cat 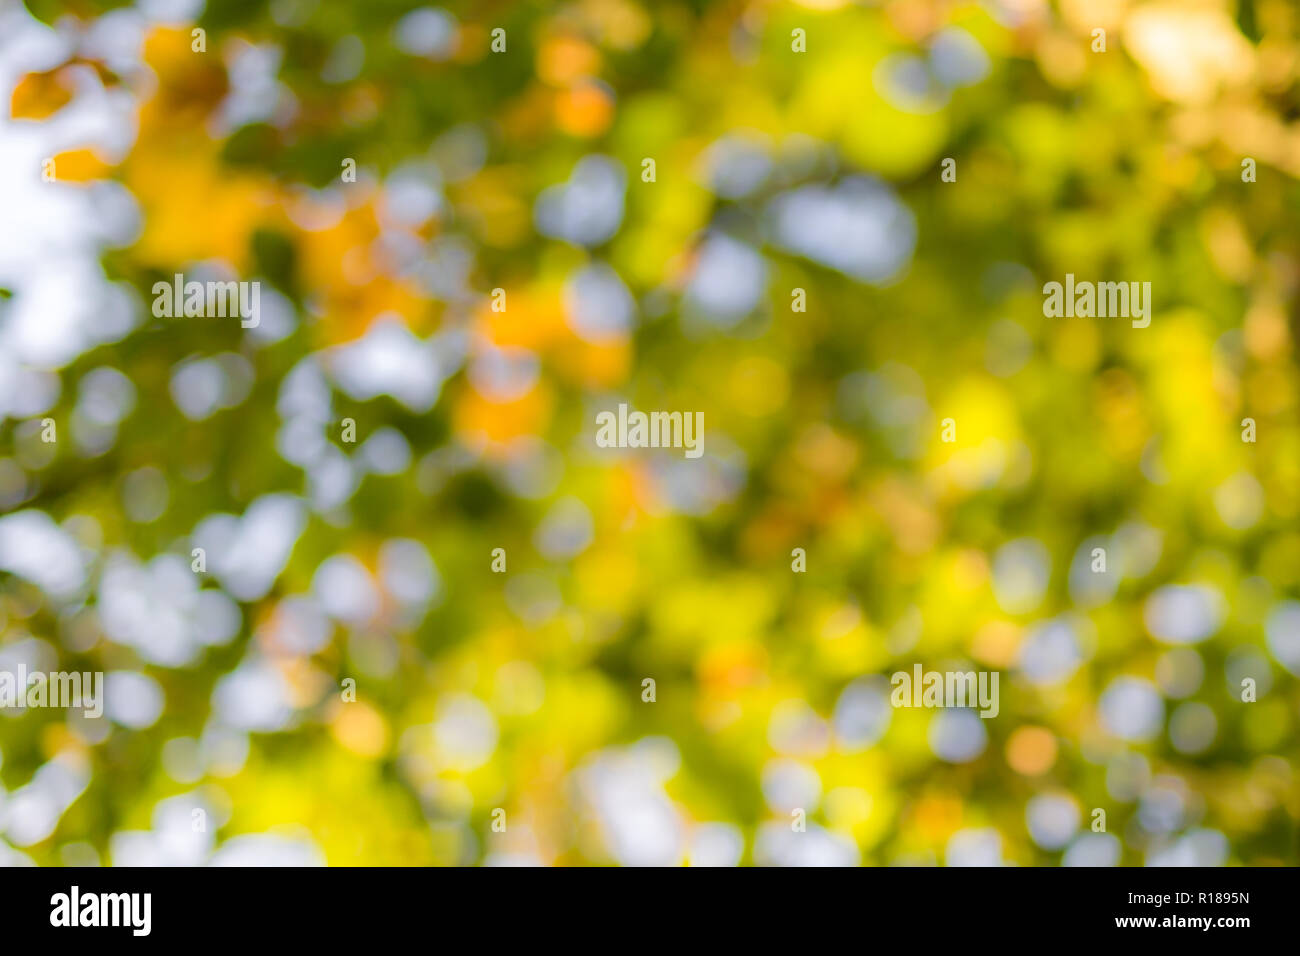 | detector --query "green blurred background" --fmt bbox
[0,0,1298,865]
